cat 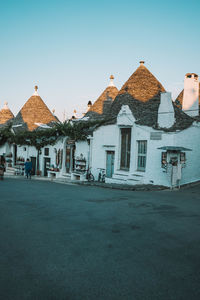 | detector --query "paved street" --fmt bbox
[0,178,200,300]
